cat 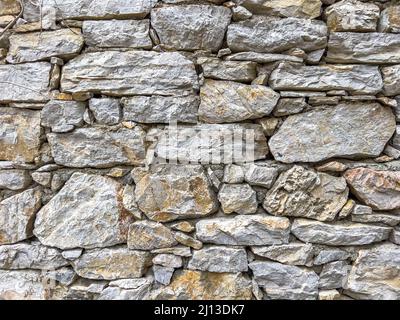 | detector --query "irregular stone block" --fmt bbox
[151,5,232,52]
[0,170,31,191]
[269,103,395,163]
[98,277,153,300]
[319,261,350,290]
[41,100,85,133]
[379,6,400,33]
[382,65,400,96]
[225,52,303,63]
[89,98,121,125]
[251,243,314,266]
[0,270,46,300]
[218,184,258,214]
[128,221,177,250]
